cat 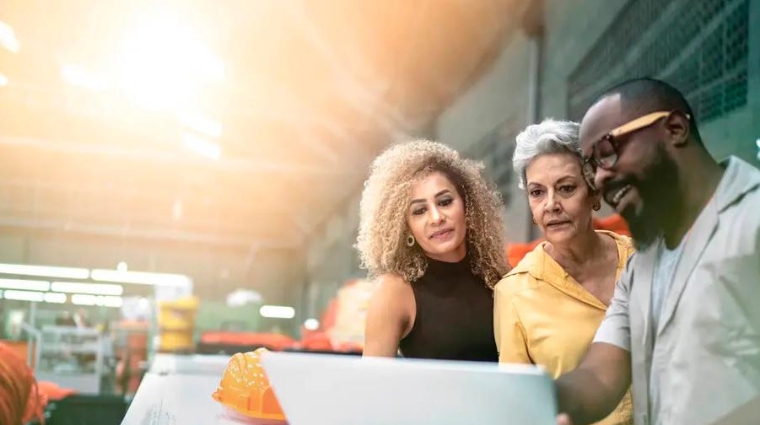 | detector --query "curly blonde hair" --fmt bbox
[356,140,510,288]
